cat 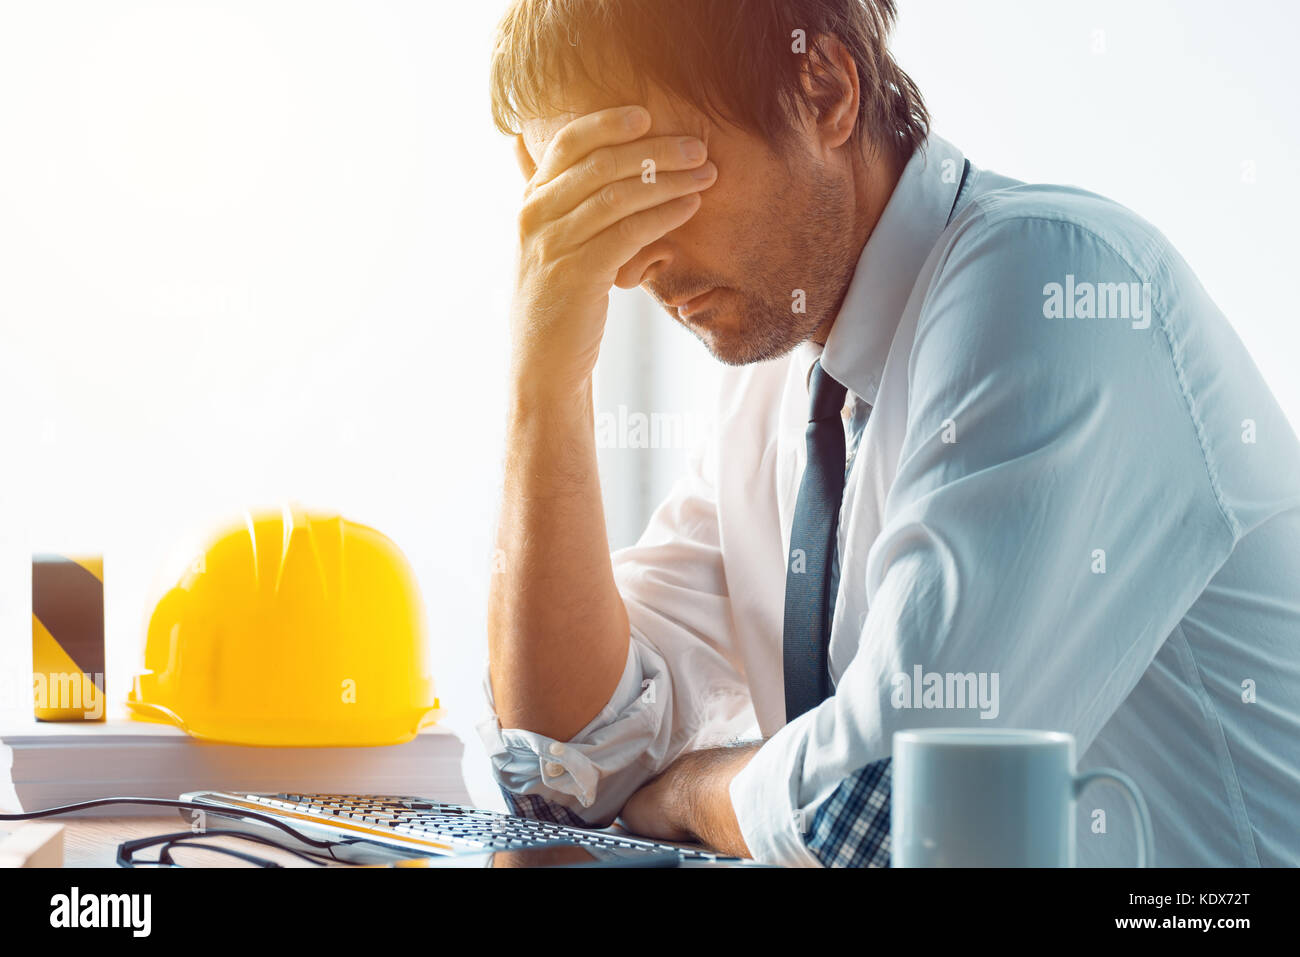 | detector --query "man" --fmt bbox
[478,0,1300,866]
